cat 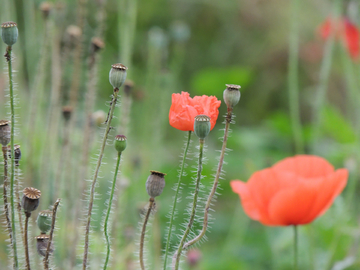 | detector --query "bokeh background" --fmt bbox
[0,0,360,269]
